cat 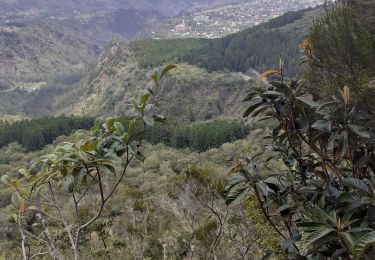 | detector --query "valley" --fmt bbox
[0,5,321,118]
[138,0,325,39]
[2,1,375,259]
